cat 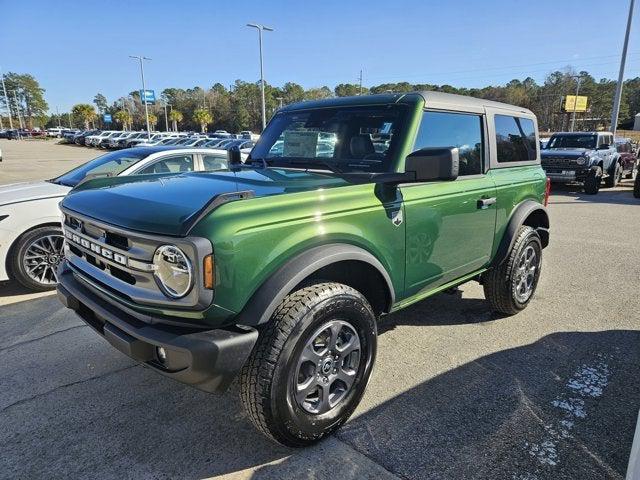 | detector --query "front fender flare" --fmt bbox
[235,243,395,326]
